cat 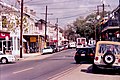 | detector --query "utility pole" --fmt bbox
[96,2,106,41]
[118,0,120,42]
[41,6,53,47]
[45,6,47,47]
[95,6,100,42]
[20,0,23,58]
[55,18,58,47]
[99,2,105,41]
[102,3,105,18]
